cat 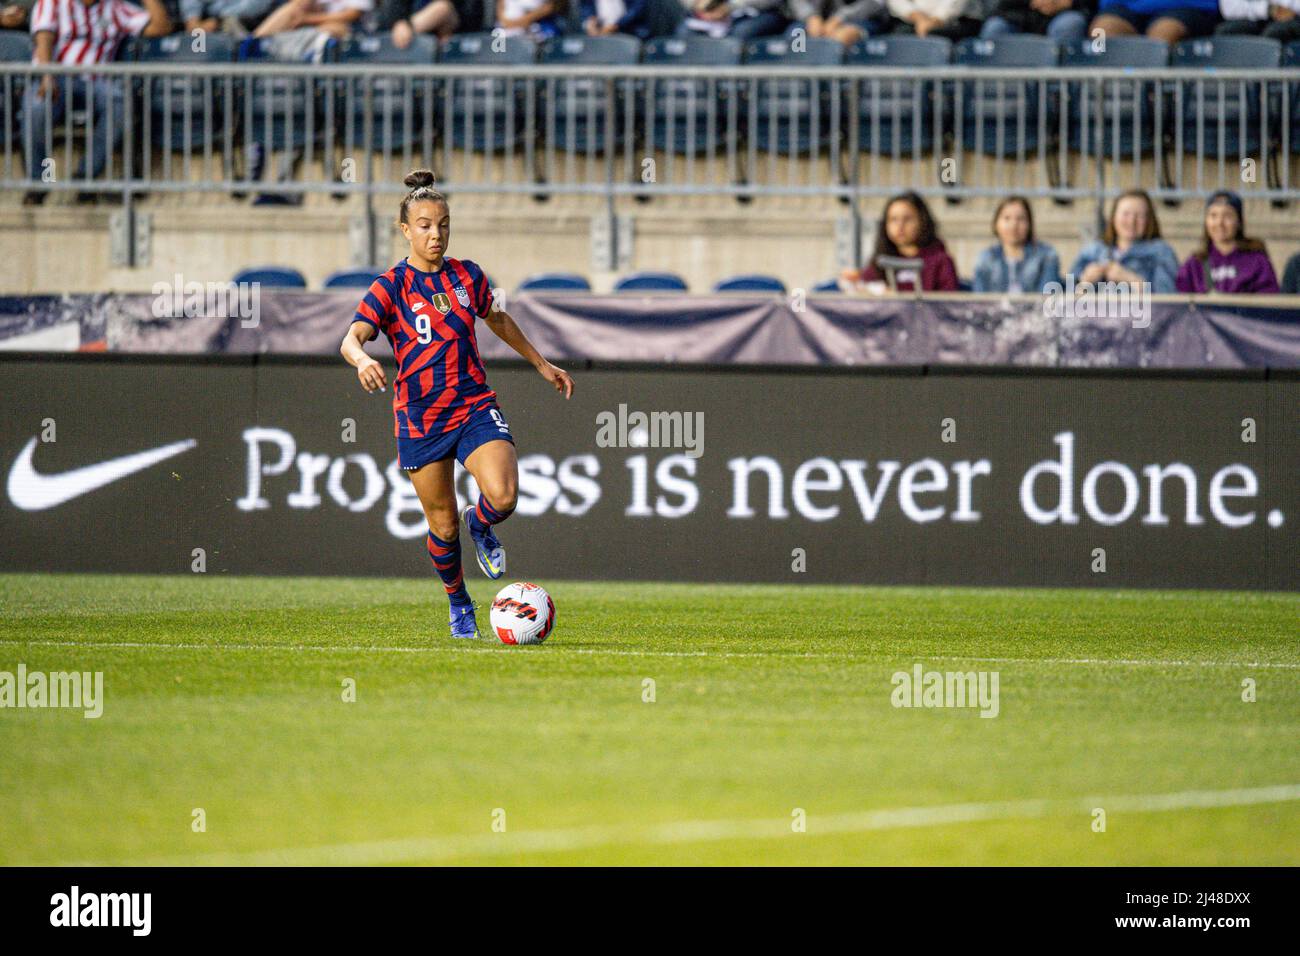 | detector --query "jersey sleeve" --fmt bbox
[465,260,494,318]
[353,274,397,338]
